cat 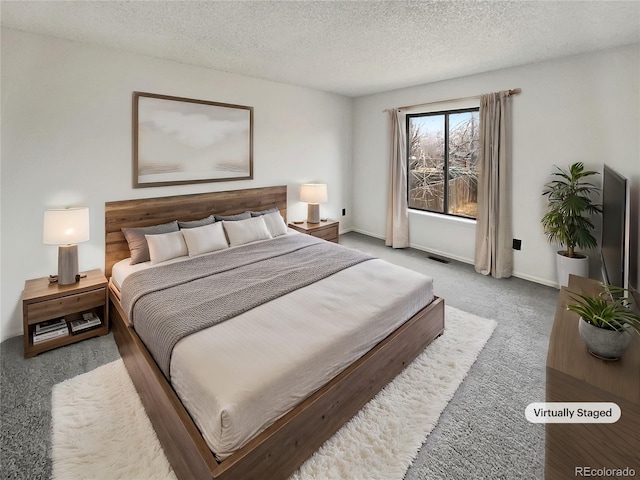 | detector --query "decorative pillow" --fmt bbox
[178,215,215,229]
[181,222,229,256]
[249,207,279,217]
[262,211,288,238]
[222,216,272,247]
[145,231,188,265]
[122,221,179,265]
[214,212,251,222]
